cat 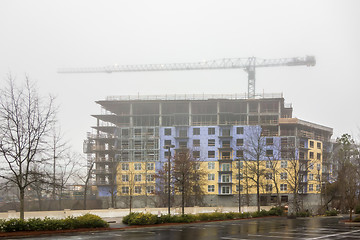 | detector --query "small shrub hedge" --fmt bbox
[296,211,311,217]
[0,214,109,232]
[122,207,284,226]
[325,209,338,216]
